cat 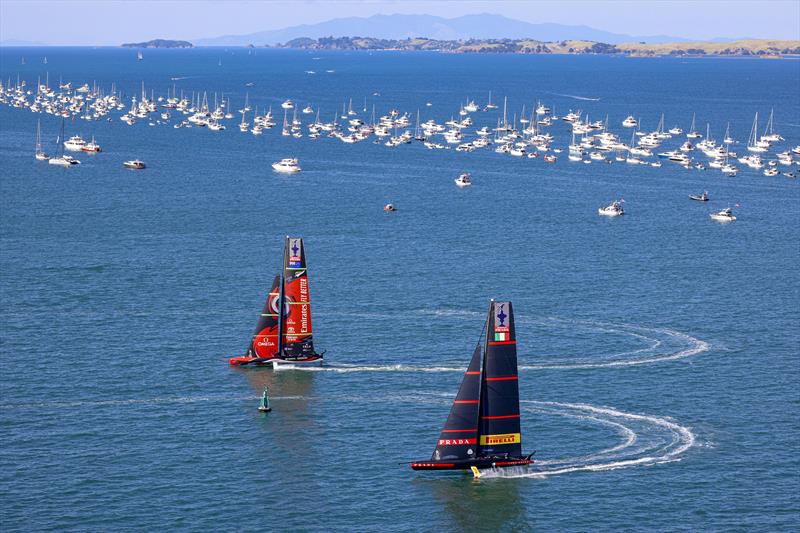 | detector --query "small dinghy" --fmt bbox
[411,301,534,477]
[230,237,324,367]
[689,191,709,202]
[383,203,397,212]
